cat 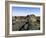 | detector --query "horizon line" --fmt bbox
[12,14,40,17]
